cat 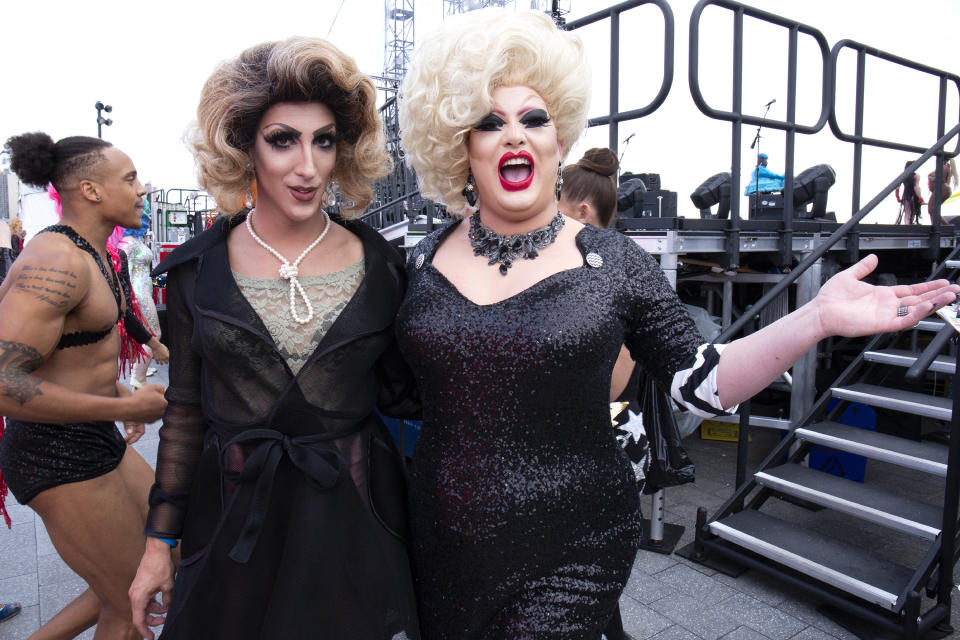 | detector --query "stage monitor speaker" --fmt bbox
[748,193,784,220]
[633,190,677,218]
[748,192,814,220]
